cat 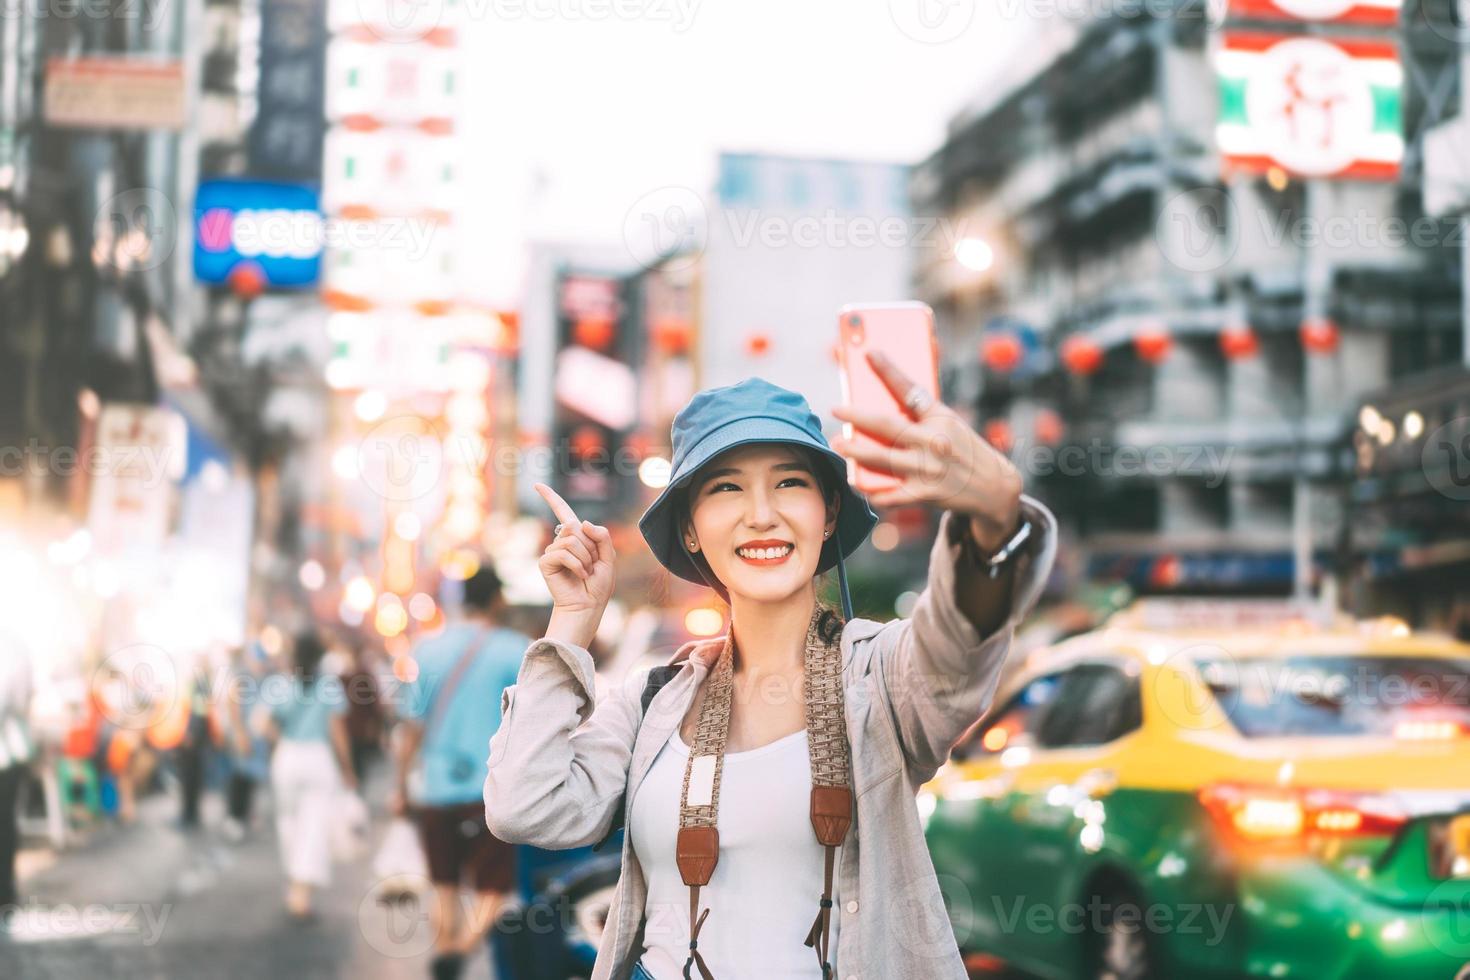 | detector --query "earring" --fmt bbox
[824,530,831,539]
[688,540,696,548]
